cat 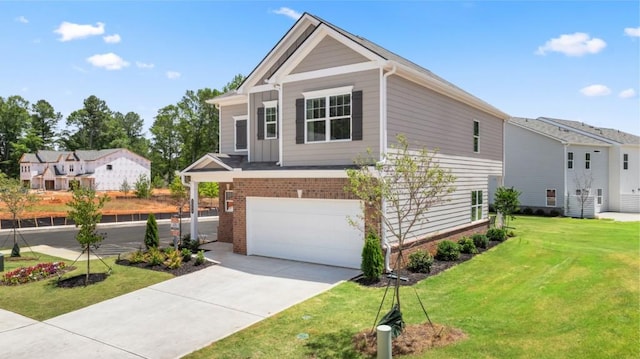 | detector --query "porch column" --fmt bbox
[189,181,199,239]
